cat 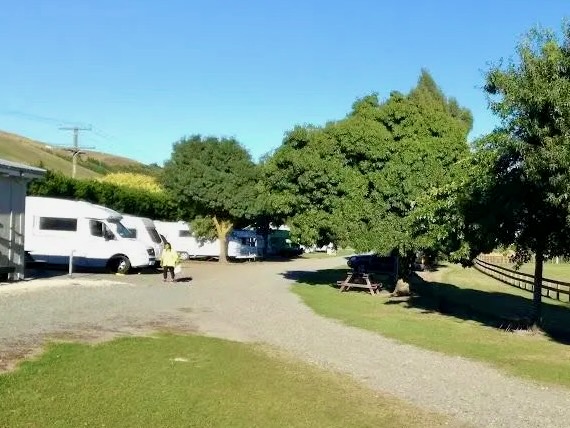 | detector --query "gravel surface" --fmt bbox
[2,257,570,427]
